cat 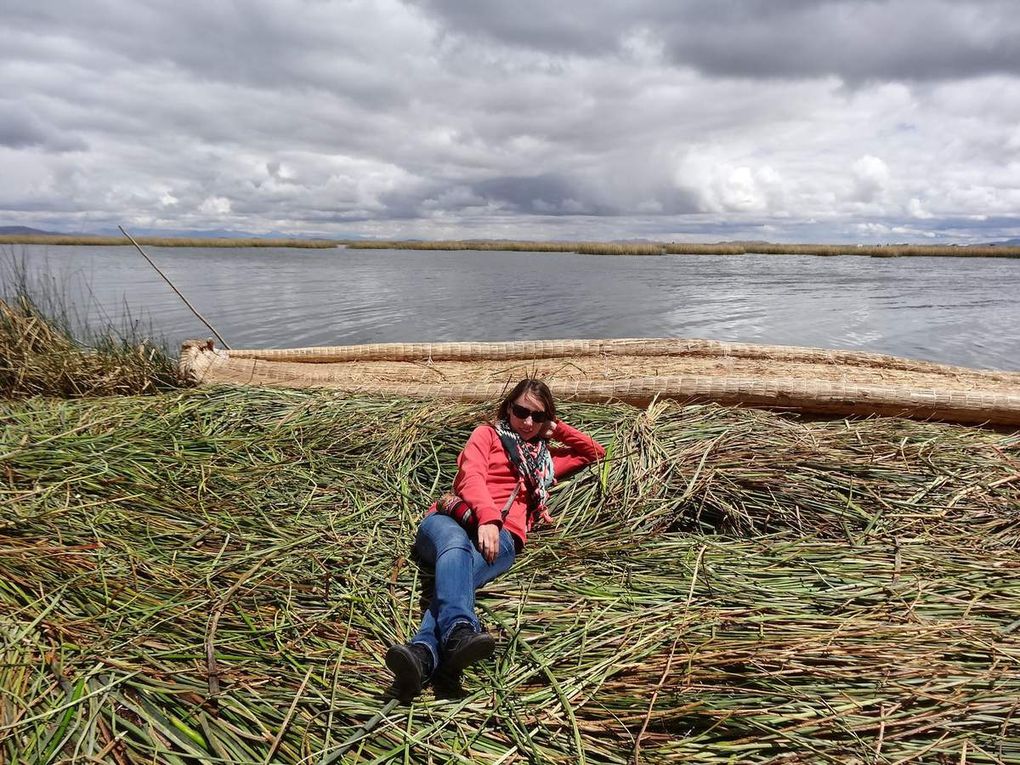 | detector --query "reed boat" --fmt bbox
[180,337,1020,427]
